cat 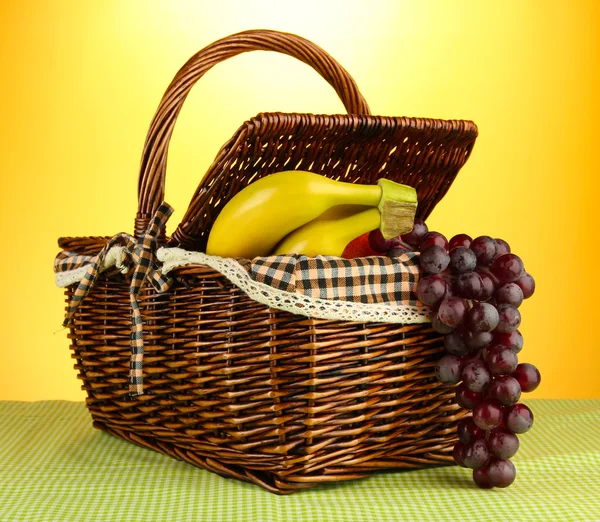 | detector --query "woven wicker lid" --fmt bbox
[133,29,478,251]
